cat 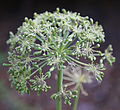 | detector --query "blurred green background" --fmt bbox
[0,0,120,110]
